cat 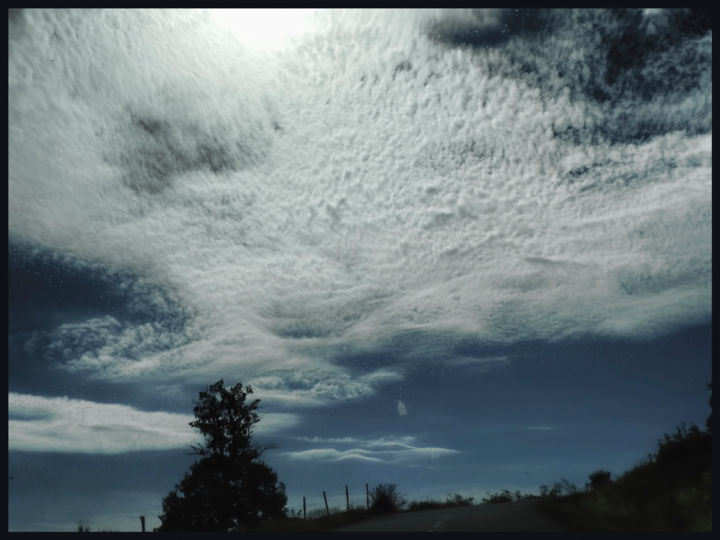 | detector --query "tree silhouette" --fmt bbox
[157,380,287,531]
